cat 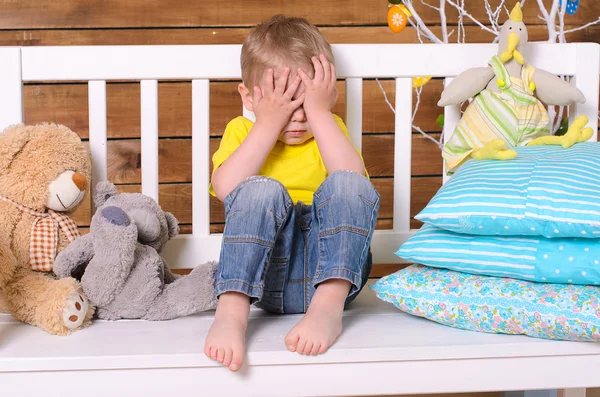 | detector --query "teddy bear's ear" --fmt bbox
[94,181,118,207]
[0,124,31,172]
[165,211,179,239]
